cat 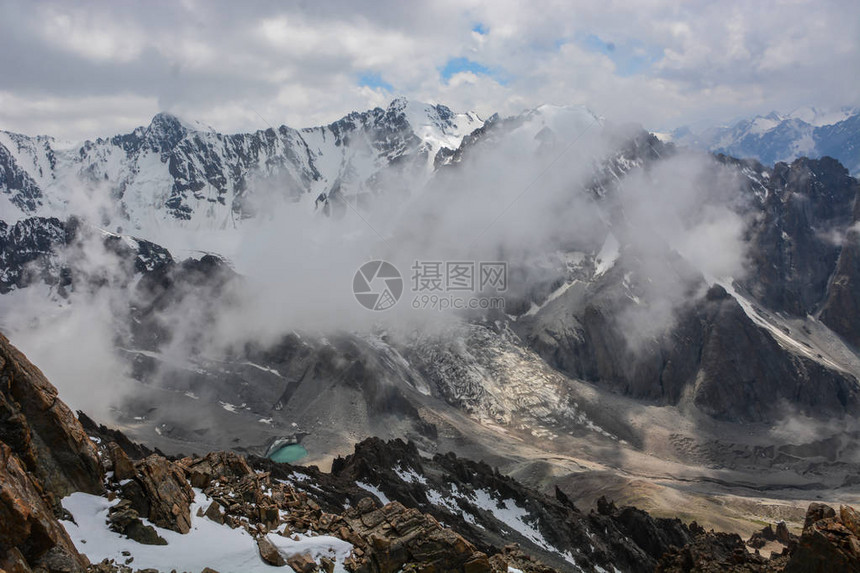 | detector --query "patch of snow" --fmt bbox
[242,362,283,377]
[594,233,619,277]
[355,481,390,505]
[393,466,428,485]
[60,491,354,573]
[471,489,553,551]
[524,280,577,316]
